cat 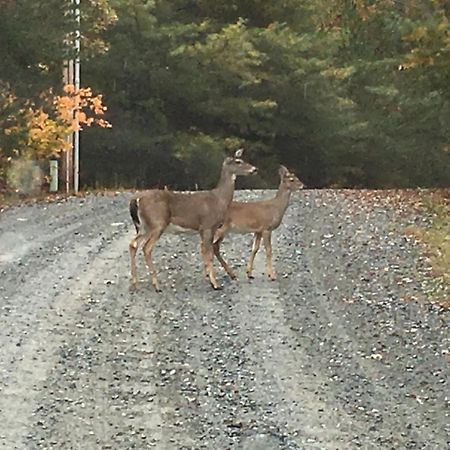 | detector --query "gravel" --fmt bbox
[0,189,448,449]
